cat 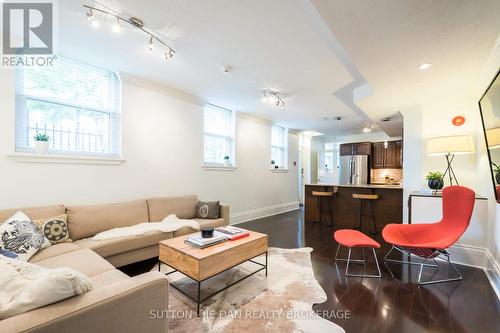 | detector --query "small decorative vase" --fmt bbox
[428,179,444,190]
[224,159,230,167]
[34,141,49,154]
[274,165,279,169]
